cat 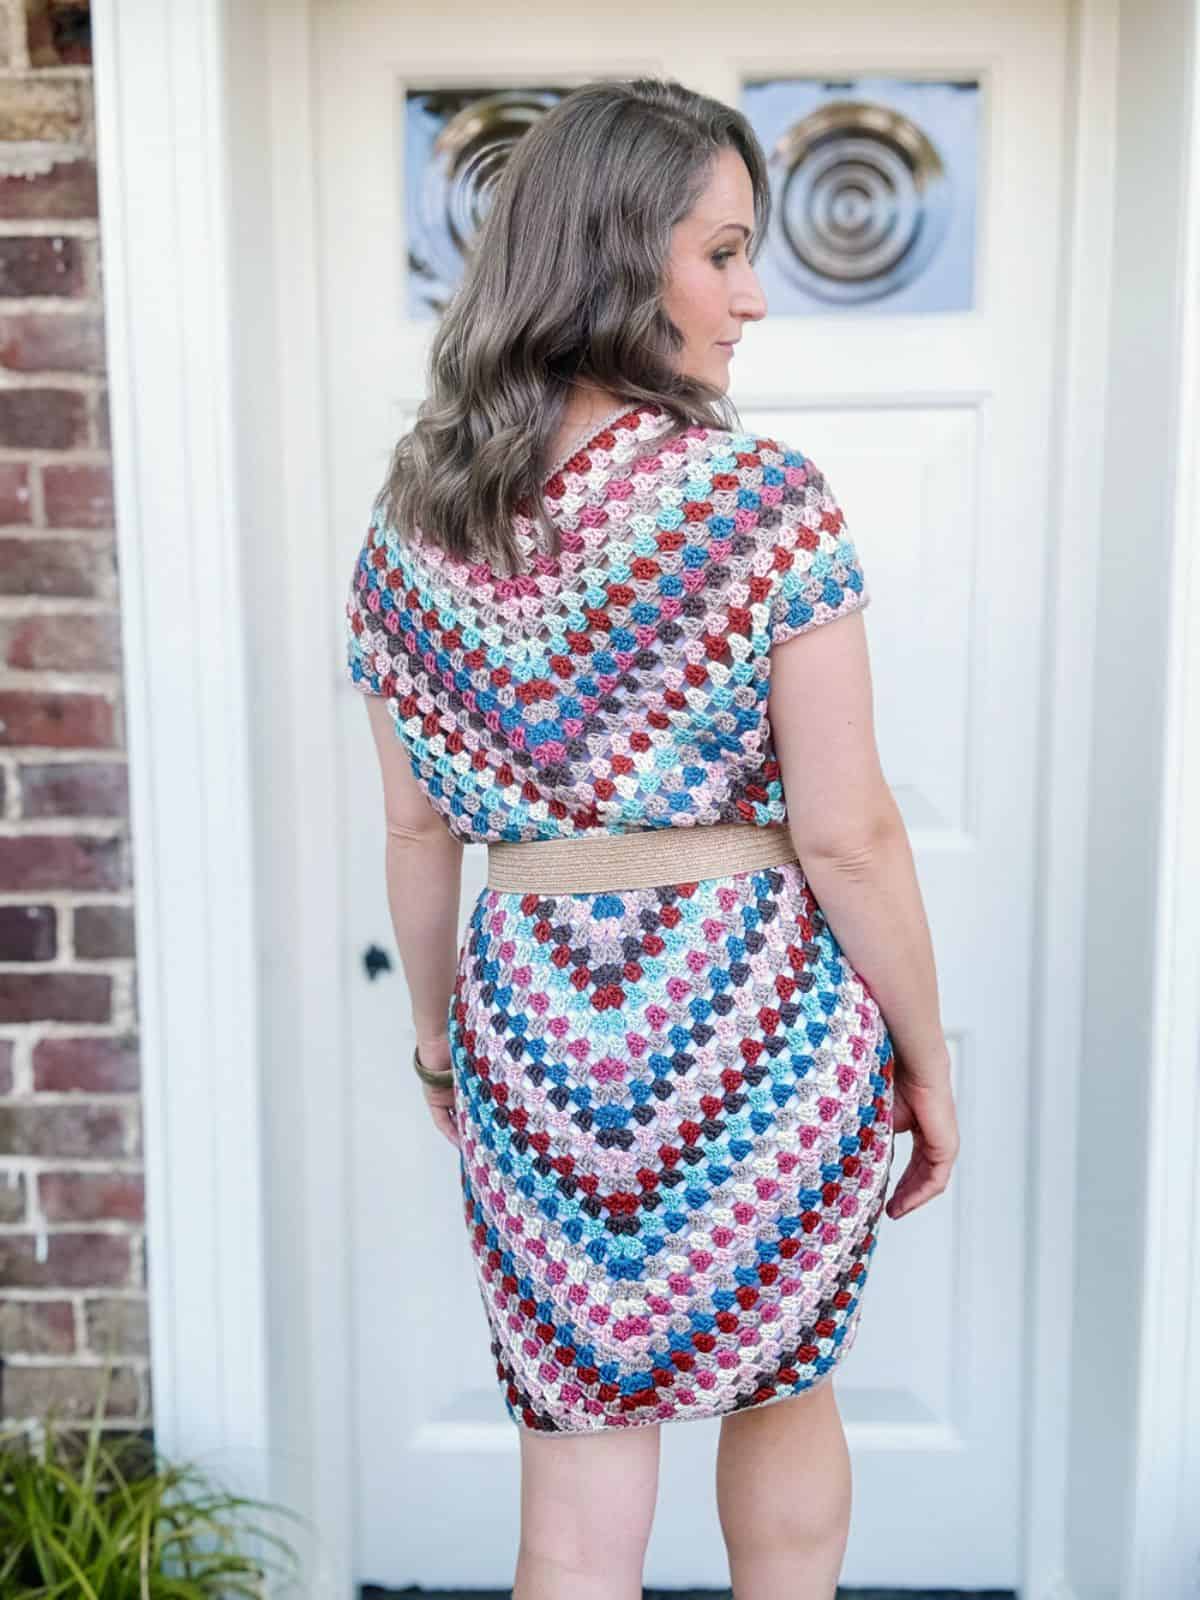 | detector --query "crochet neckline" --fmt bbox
[541,400,657,485]
[409,399,684,658]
